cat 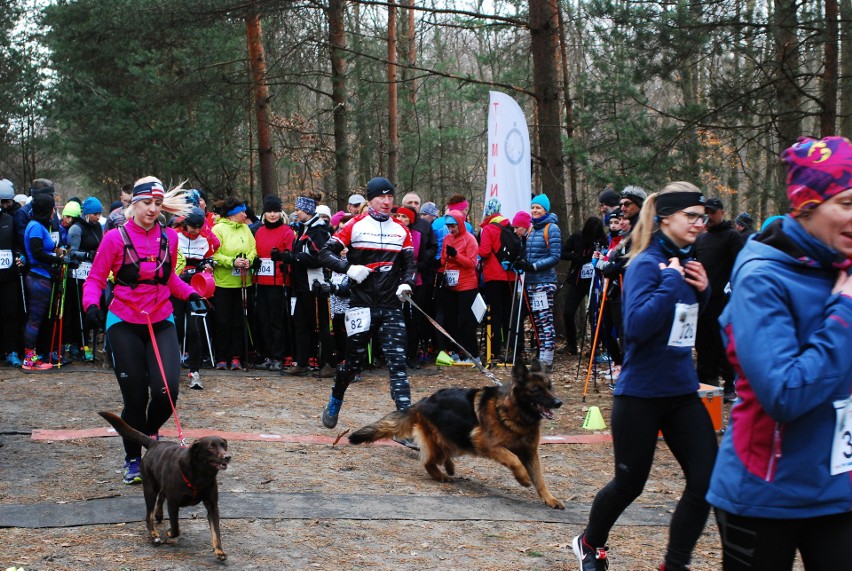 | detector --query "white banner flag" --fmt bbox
[484,91,531,223]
